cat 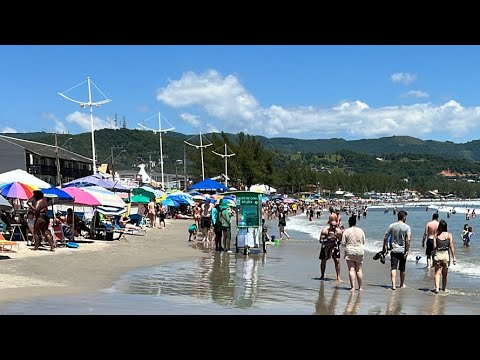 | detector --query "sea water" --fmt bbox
[1,207,479,314]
